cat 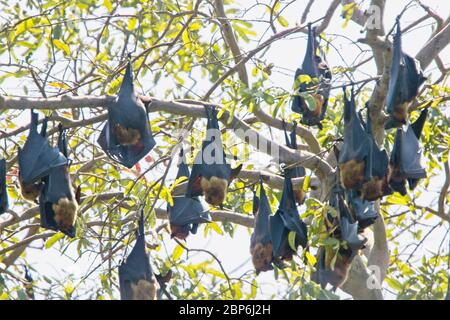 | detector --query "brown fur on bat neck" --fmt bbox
[361,167,392,201]
[170,223,190,240]
[339,159,365,190]
[250,242,273,274]
[19,177,42,202]
[294,189,306,205]
[390,102,409,127]
[131,279,157,300]
[114,123,141,146]
[199,164,243,207]
[53,195,79,232]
